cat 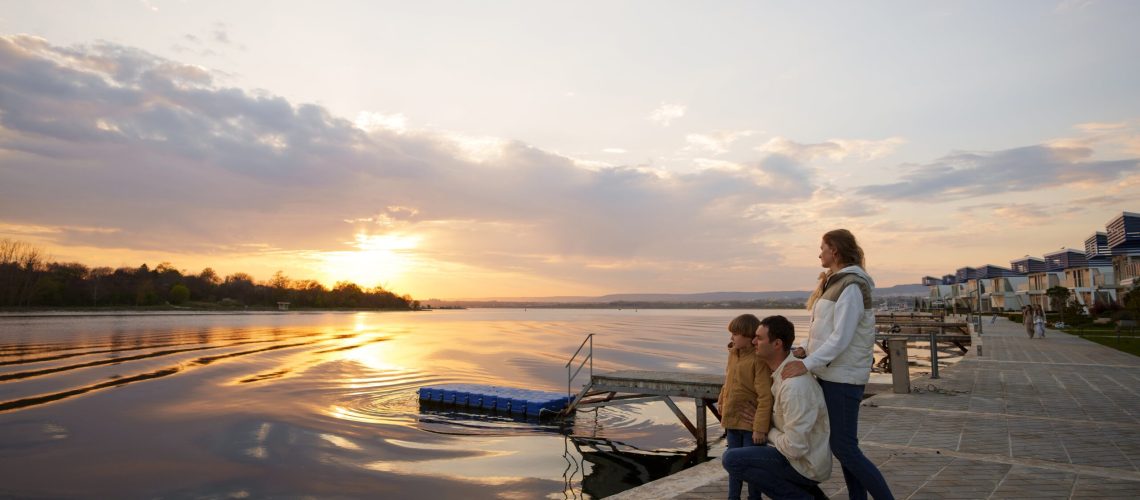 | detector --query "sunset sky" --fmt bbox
[1,1,1138,299]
